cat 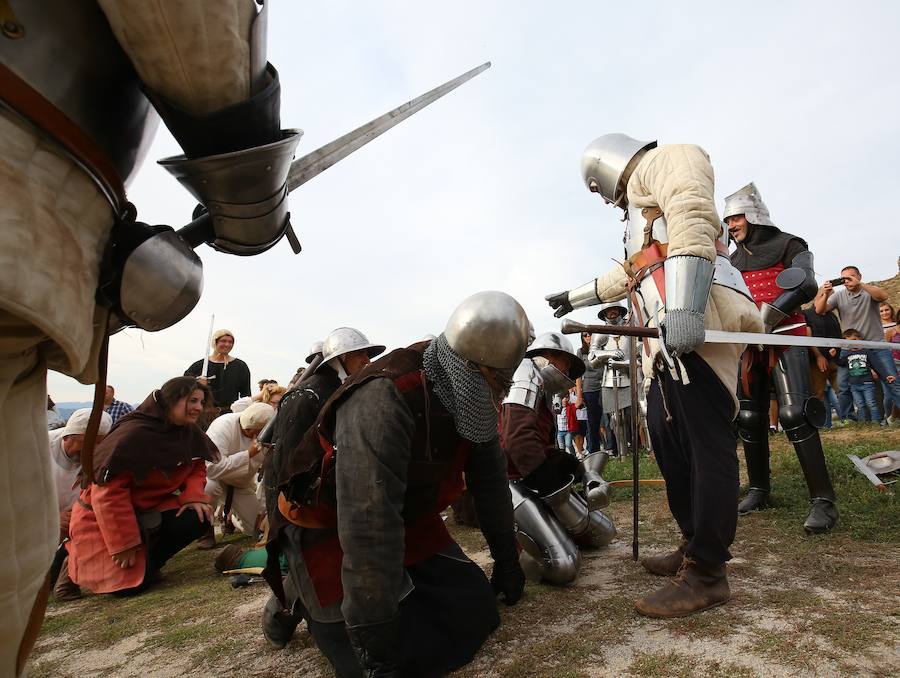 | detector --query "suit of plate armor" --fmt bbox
[501,334,615,585]
[724,183,837,533]
[588,302,638,456]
